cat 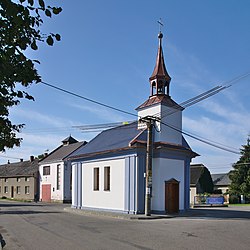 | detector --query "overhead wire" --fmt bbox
[41,81,138,118]
[0,155,22,160]
[160,120,240,154]
[39,72,250,153]
[155,71,250,119]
